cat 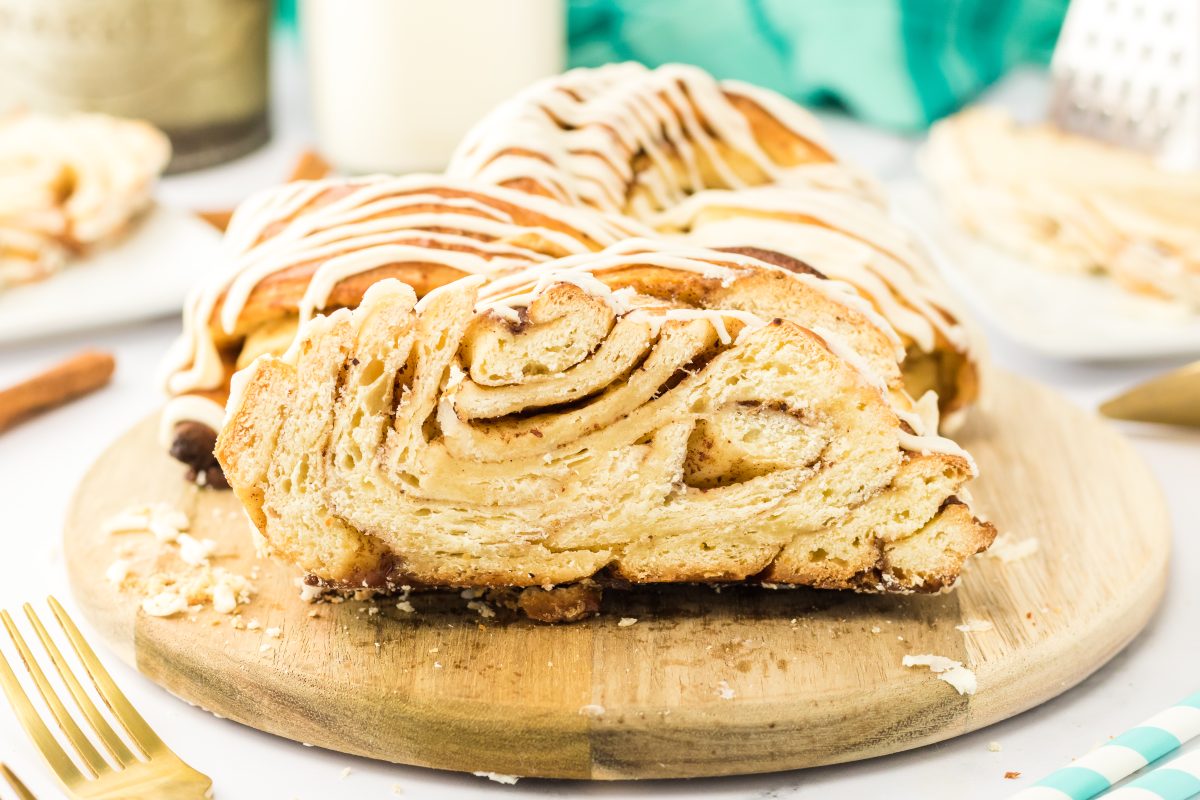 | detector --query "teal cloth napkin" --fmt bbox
[568,0,1068,131]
